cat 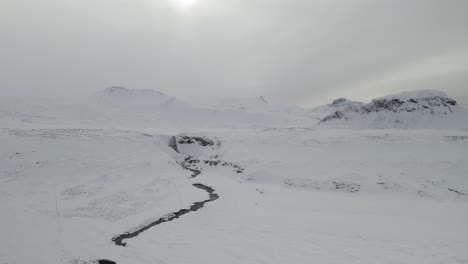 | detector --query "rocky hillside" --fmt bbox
[318,90,467,129]
[310,98,364,118]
